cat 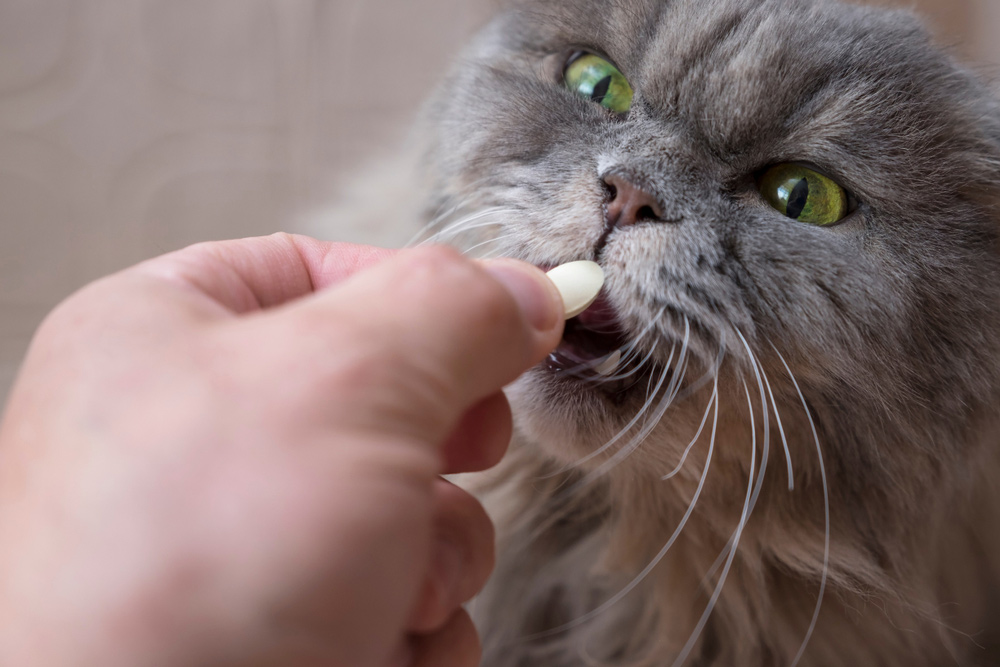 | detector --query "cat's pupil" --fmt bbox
[786,178,810,219]
[590,75,613,104]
